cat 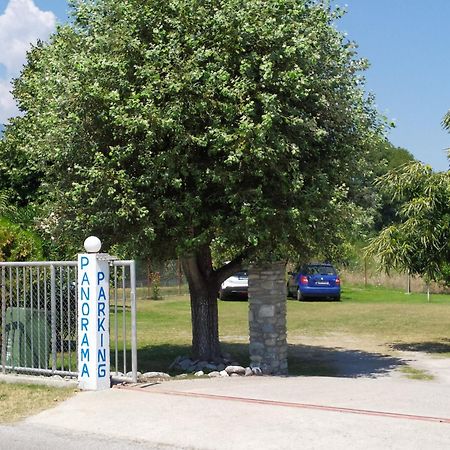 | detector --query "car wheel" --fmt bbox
[334,295,341,302]
[297,289,303,301]
[219,290,227,301]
